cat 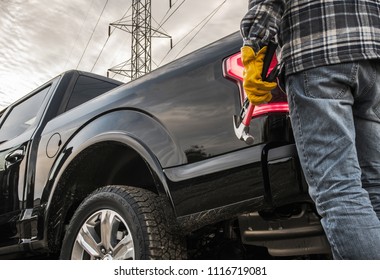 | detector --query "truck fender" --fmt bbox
[42,110,184,248]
